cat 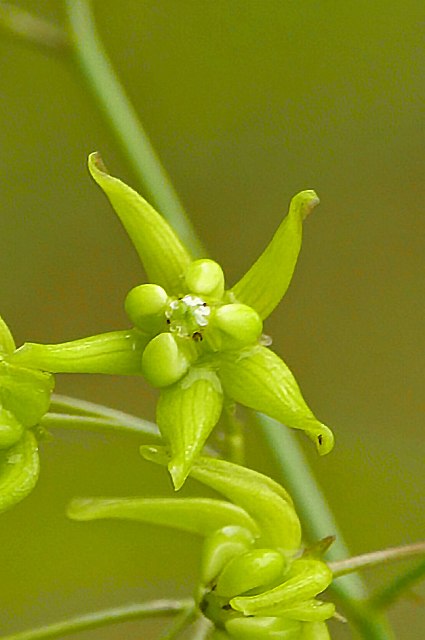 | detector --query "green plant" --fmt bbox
[0,2,424,639]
